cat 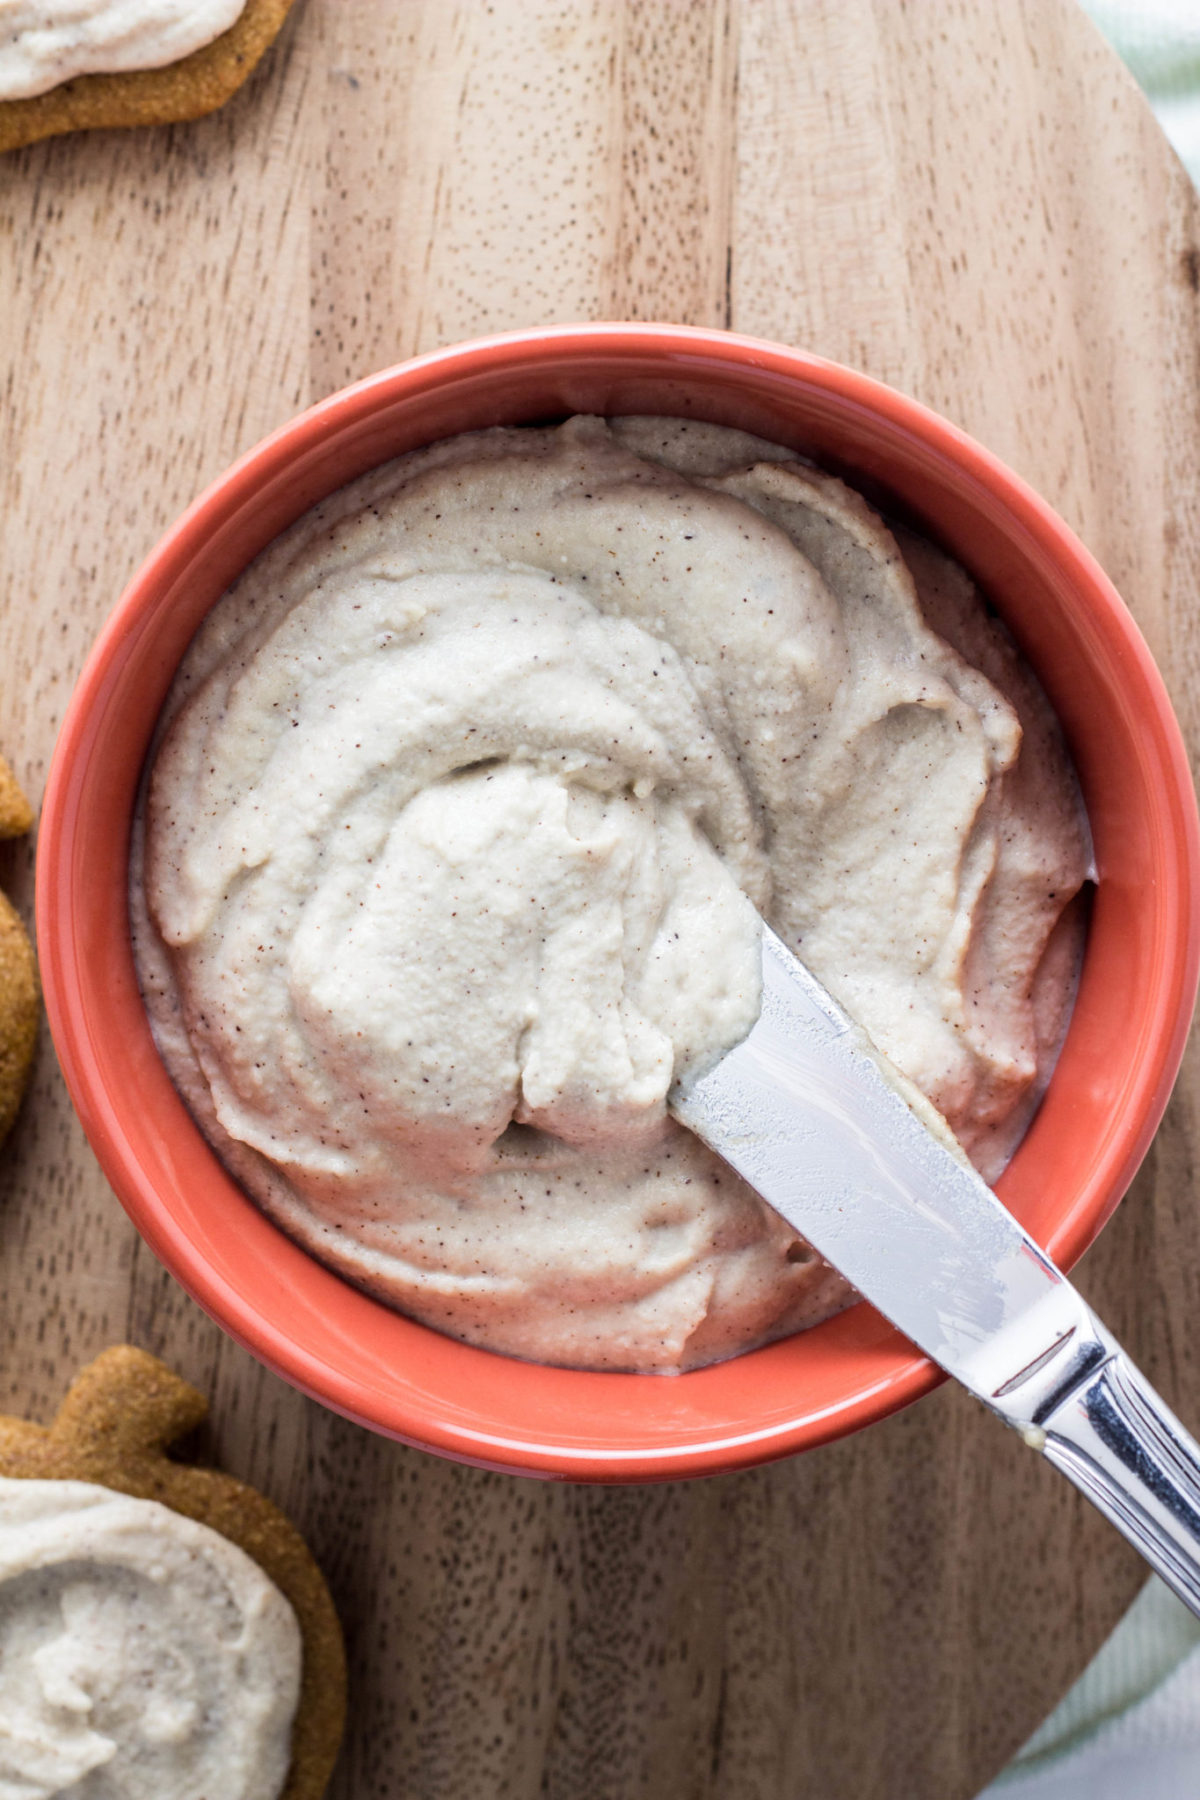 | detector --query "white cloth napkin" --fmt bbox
[982,1578,1200,1796]
[1084,0,1200,185]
